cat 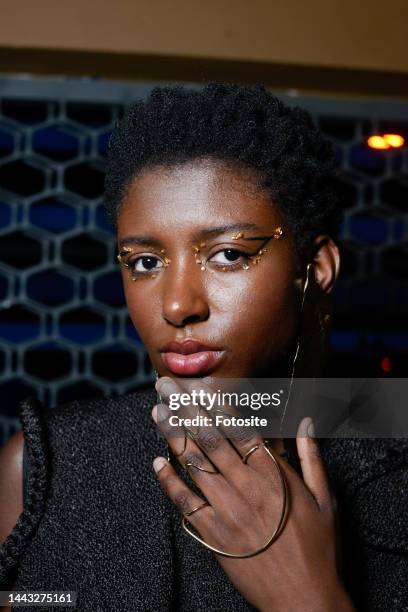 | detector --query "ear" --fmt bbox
[310,234,340,293]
